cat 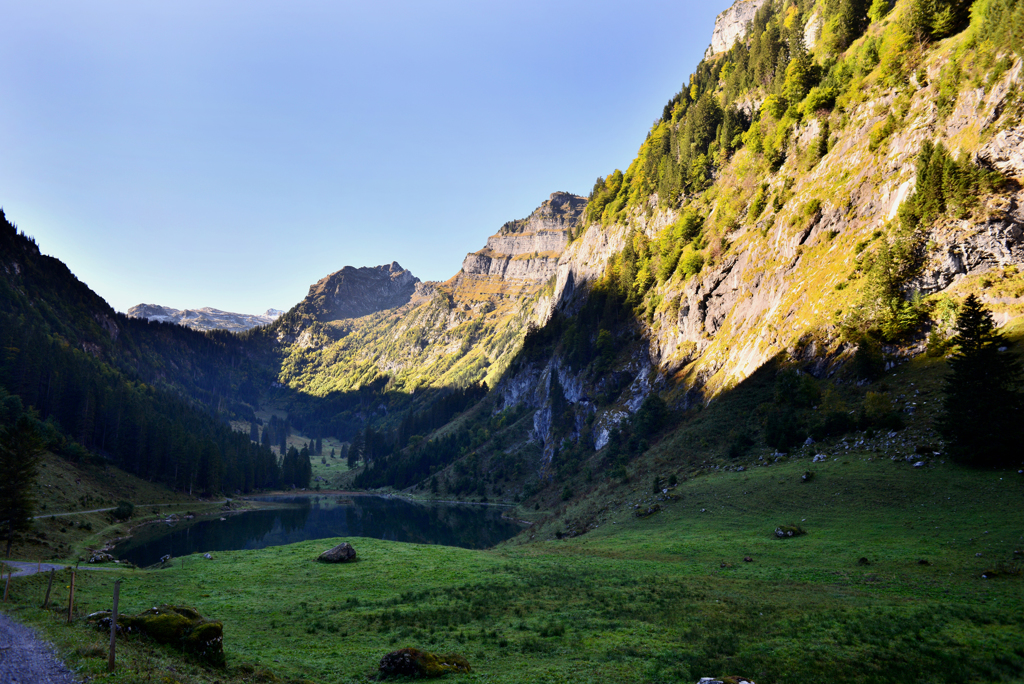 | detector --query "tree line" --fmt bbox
[1,211,282,496]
